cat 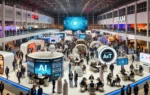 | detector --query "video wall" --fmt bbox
[64,17,88,31]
